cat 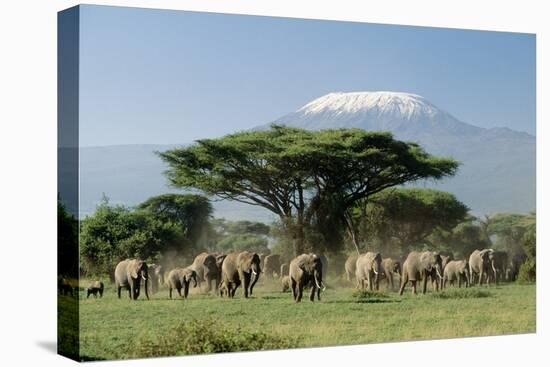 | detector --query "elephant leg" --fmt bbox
[243,274,250,298]
[169,288,173,299]
[399,274,408,296]
[183,282,189,299]
[479,271,484,286]
[458,278,462,288]
[291,278,297,301]
[389,274,394,291]
[117,285,121,299]
[177,287,183,298]
[411,280,417,295]
[368,274,373,291]
[205,276,212,292]
[422,276,428,294]
[317,286,321,301]
[309,286,316,302]
[297,282,303,303]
